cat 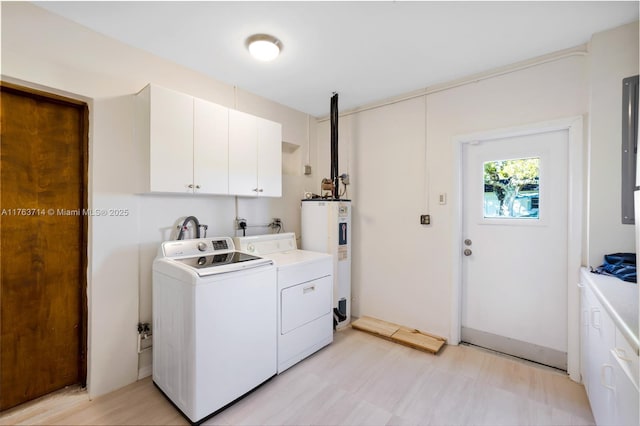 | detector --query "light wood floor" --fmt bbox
[1,327,594,426]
